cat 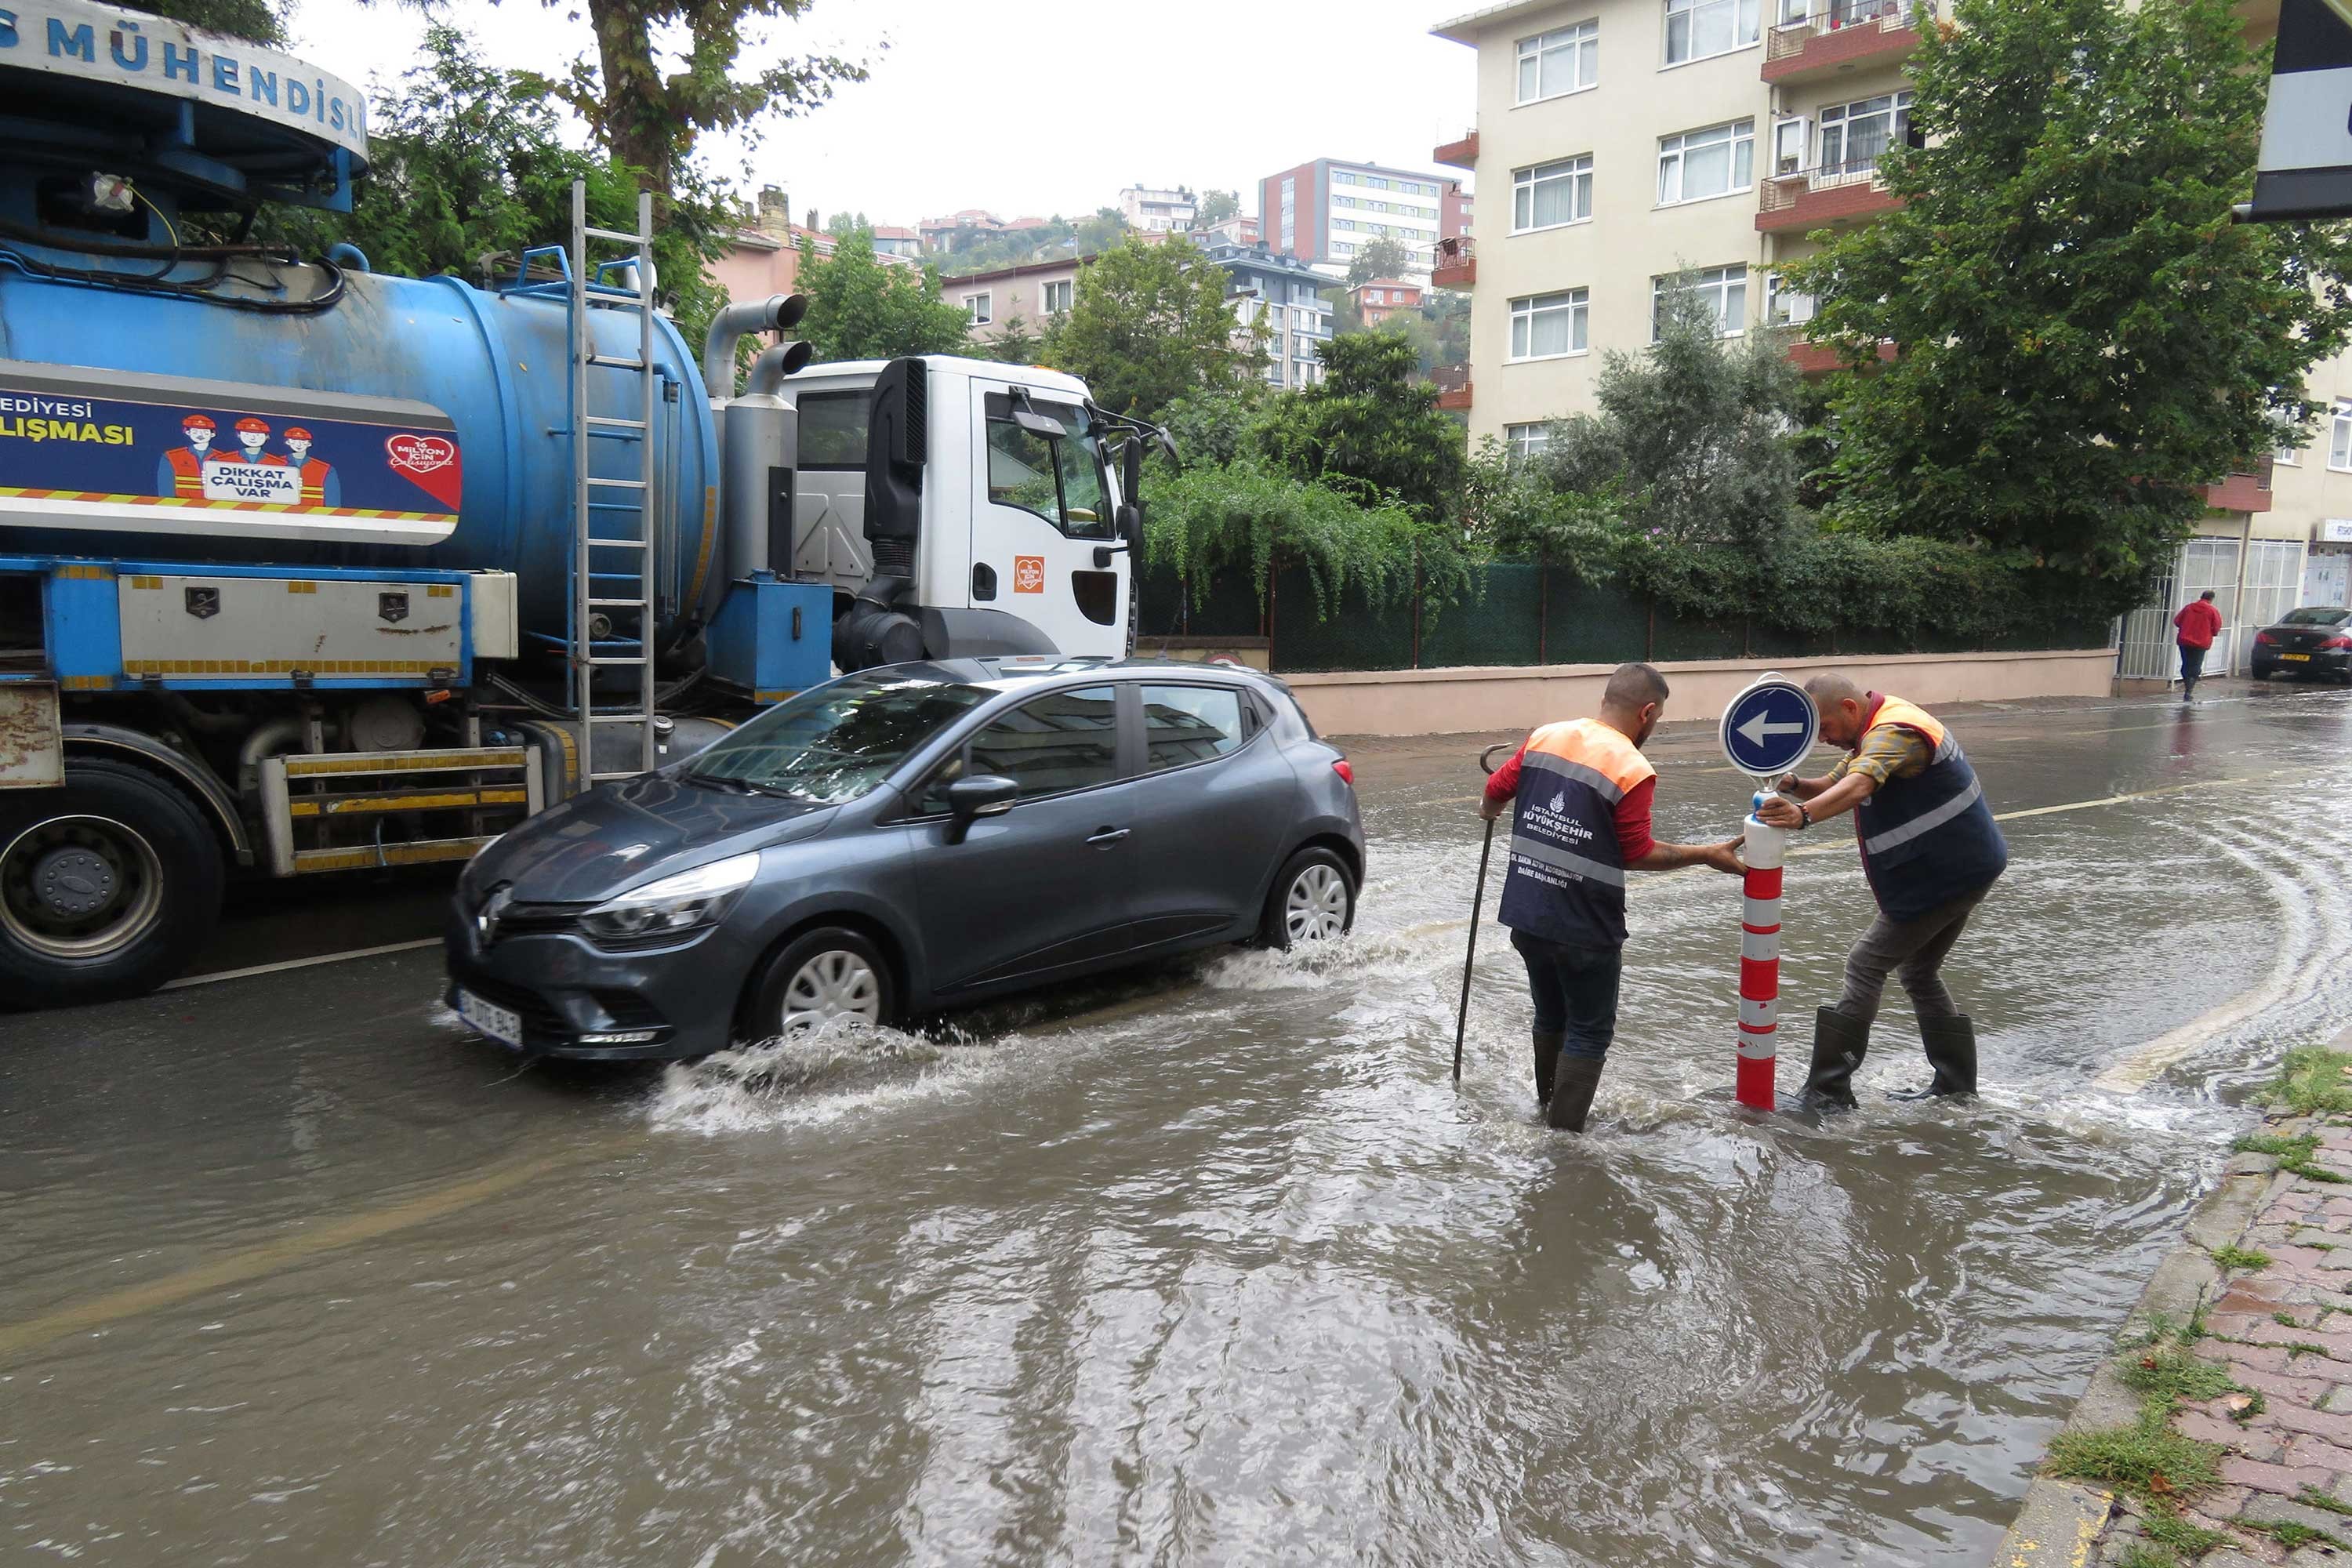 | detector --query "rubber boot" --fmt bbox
[1893,1014,1978,1100]
[1798,1007,1870,1111]
[1532,1030,1566,1109]
[1548,1054,1606,1133]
